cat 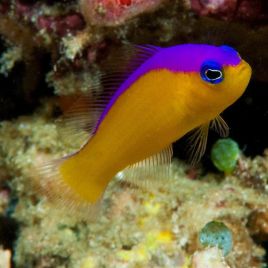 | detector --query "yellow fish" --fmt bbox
[42,44,251,214]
